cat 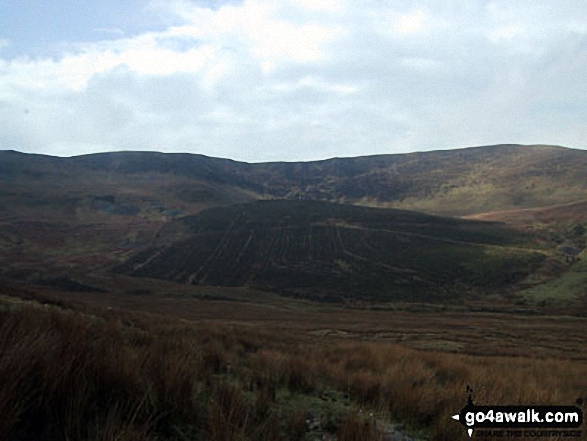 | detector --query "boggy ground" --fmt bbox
[1,282,586,441]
